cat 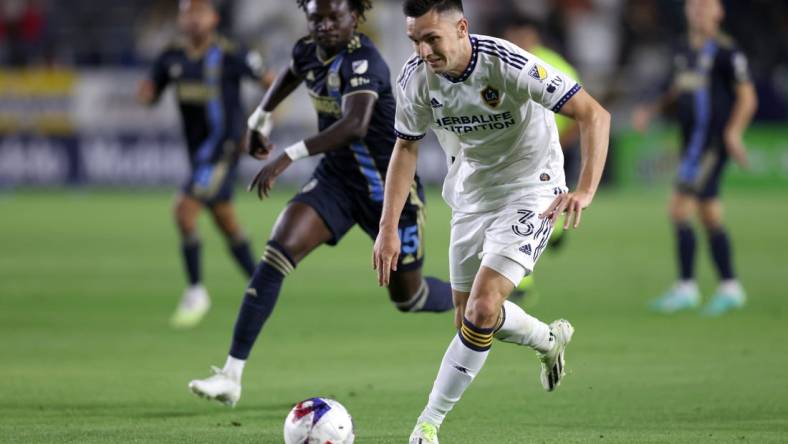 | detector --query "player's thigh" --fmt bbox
[173,193,202,231]
[449,211,491,294]
[668,190,697,222]
[357,181,426,275]
[269,202,334,264]
[699,198,724,229]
